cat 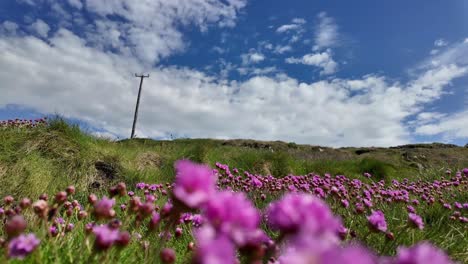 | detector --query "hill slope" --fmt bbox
[1,119,467,199]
